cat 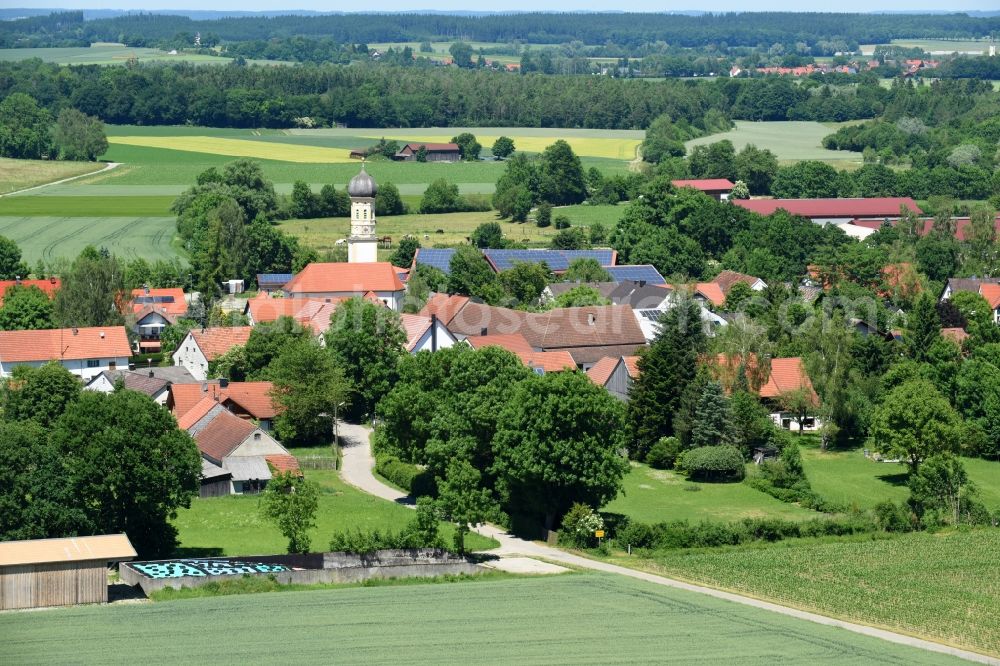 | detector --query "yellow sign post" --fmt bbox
[594,530,605,538]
